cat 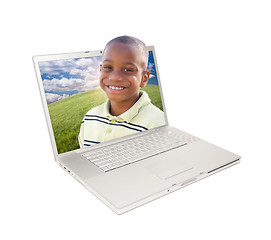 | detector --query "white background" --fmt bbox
[1,0,270,239]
